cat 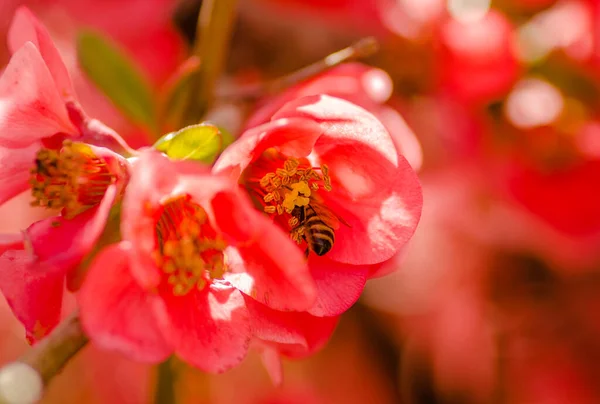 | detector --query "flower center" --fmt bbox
[152,195,226,296]
[253,153,331,215]
[29,140,116,219]
[245,149,338,255]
